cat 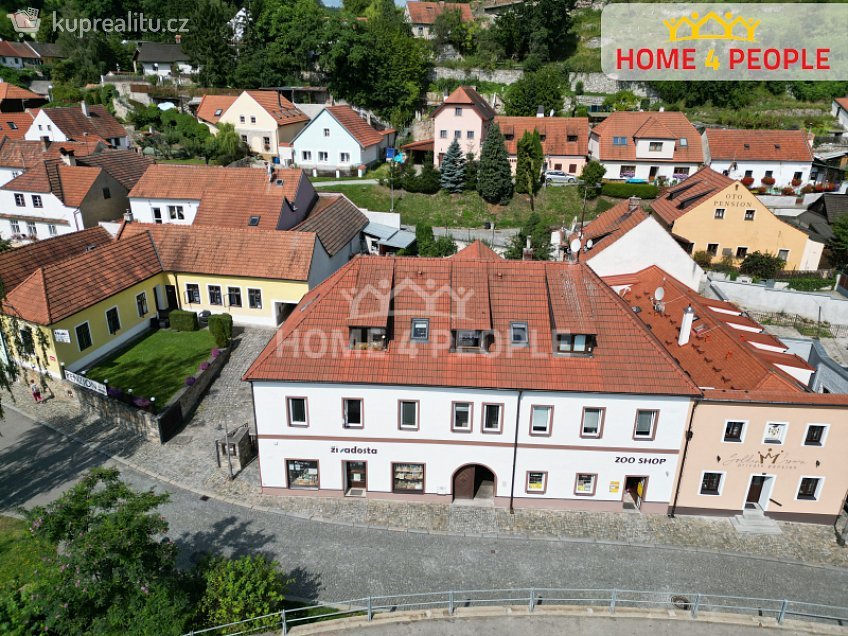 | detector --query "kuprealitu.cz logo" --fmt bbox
[7,6,189,37]
[7,7,40,34]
